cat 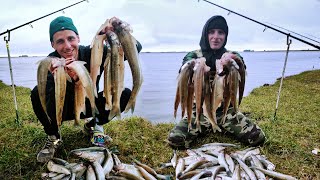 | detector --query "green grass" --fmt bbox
[0,70,319,179]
